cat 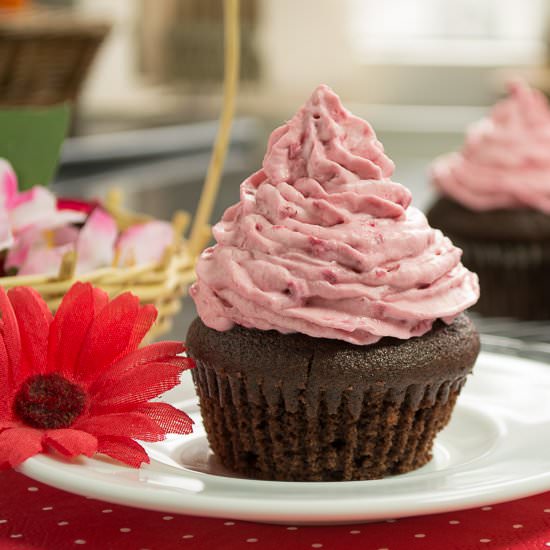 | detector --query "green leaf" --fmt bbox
[0,104,70,190]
